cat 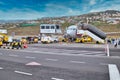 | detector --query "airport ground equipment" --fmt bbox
[26,37,38,44]
[21,37,27,44]
[65,23,106,43]
[75,35,92,43]
[77,23,106,43]
[41,36,57,43]
[0,30,13,46]
[80,23,106,39]
[11,39,22,49]
[0,37,3,47]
